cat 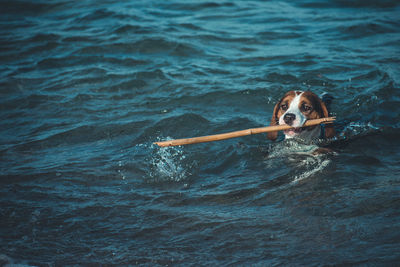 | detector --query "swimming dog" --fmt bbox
[267,91,335,142]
